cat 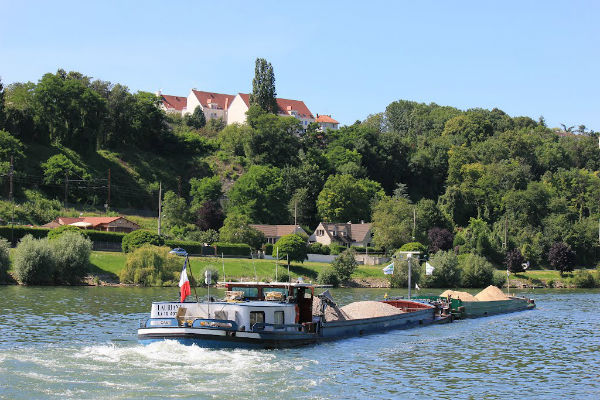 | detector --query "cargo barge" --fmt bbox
[138,282,451,349]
